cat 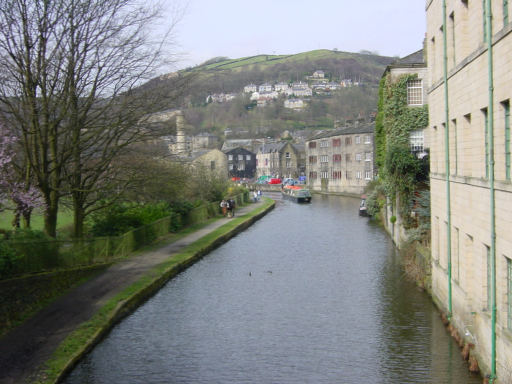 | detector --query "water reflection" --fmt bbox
[64,195,480,384]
